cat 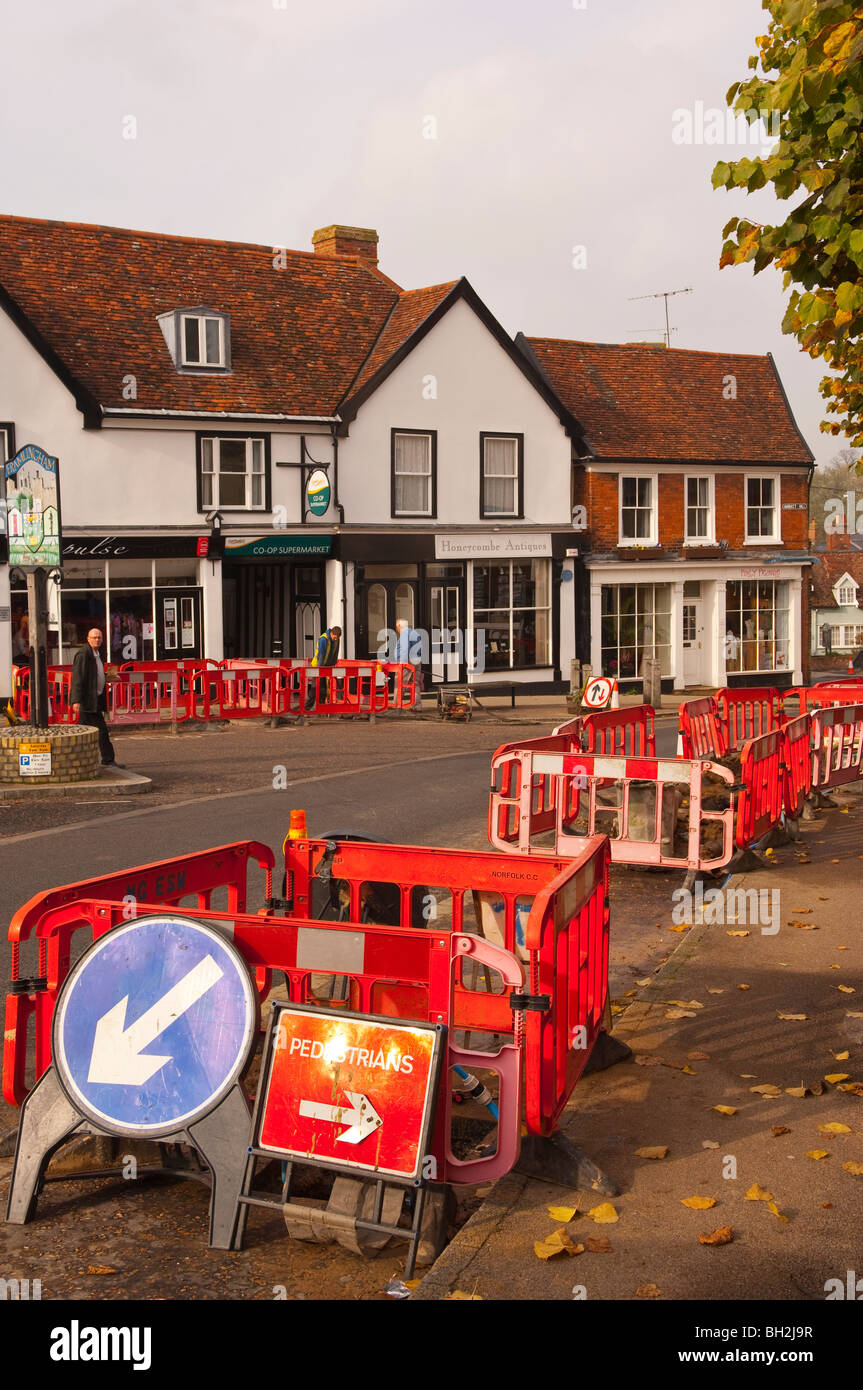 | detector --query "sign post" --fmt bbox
[4,444,62,729]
